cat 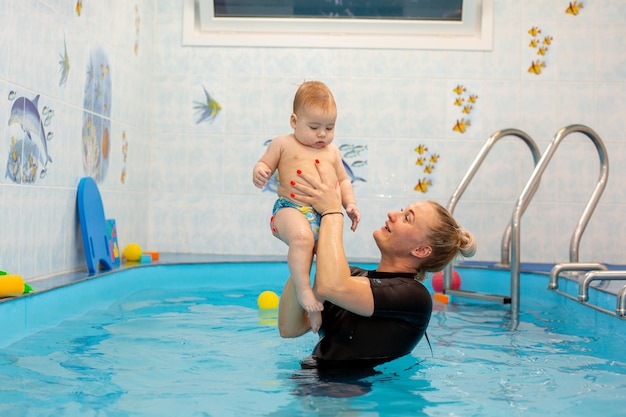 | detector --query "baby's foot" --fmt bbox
[297,290,324,314]
[309,311,322,333]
